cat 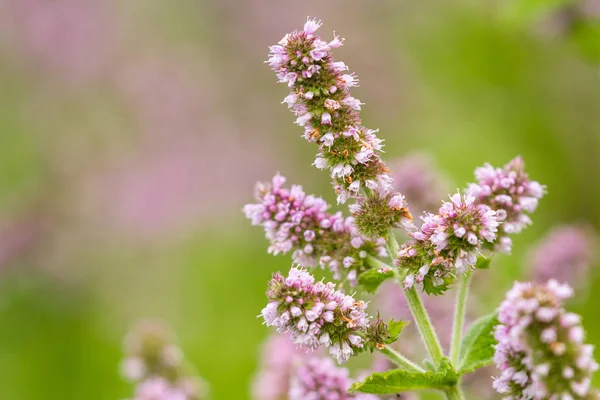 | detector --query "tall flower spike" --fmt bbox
[261,267,371,364]
[243,174,386,285]
[267,18,393,203]
[528,224,597,290]
[493,280,598,399]
[395,191,499,294]
[468,156,545,253]
[289,357,378,400]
